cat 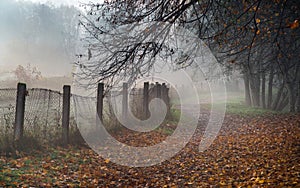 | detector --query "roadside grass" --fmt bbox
[224,103,282,117]
[197,91,284,117]
[200,101,284,117]
[171,91,284,117]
